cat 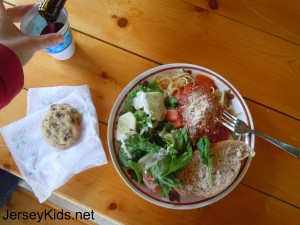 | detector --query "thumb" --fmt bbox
[30,33,65,51]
